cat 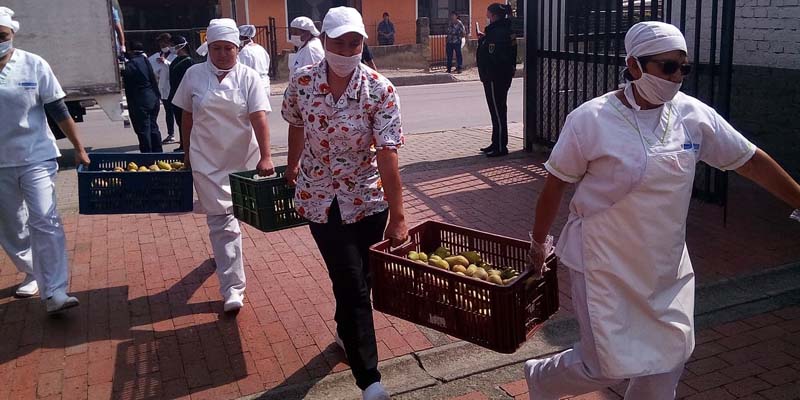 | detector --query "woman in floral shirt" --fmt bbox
[281,7,407,400]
